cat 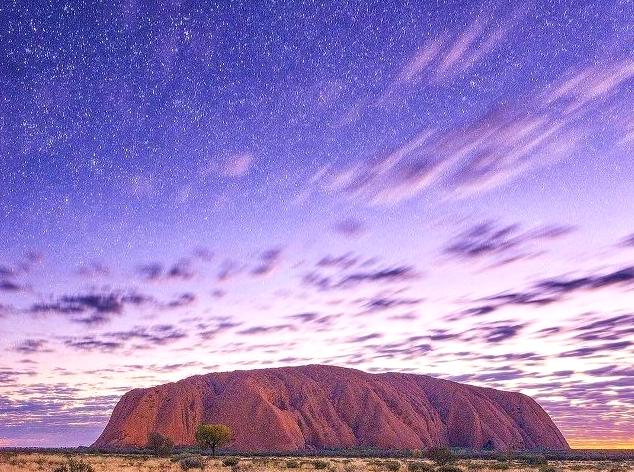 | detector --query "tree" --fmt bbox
[147,431,174,456]
[195,423,232,456]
